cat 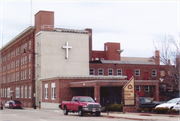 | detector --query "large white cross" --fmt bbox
[62,41,72,59]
